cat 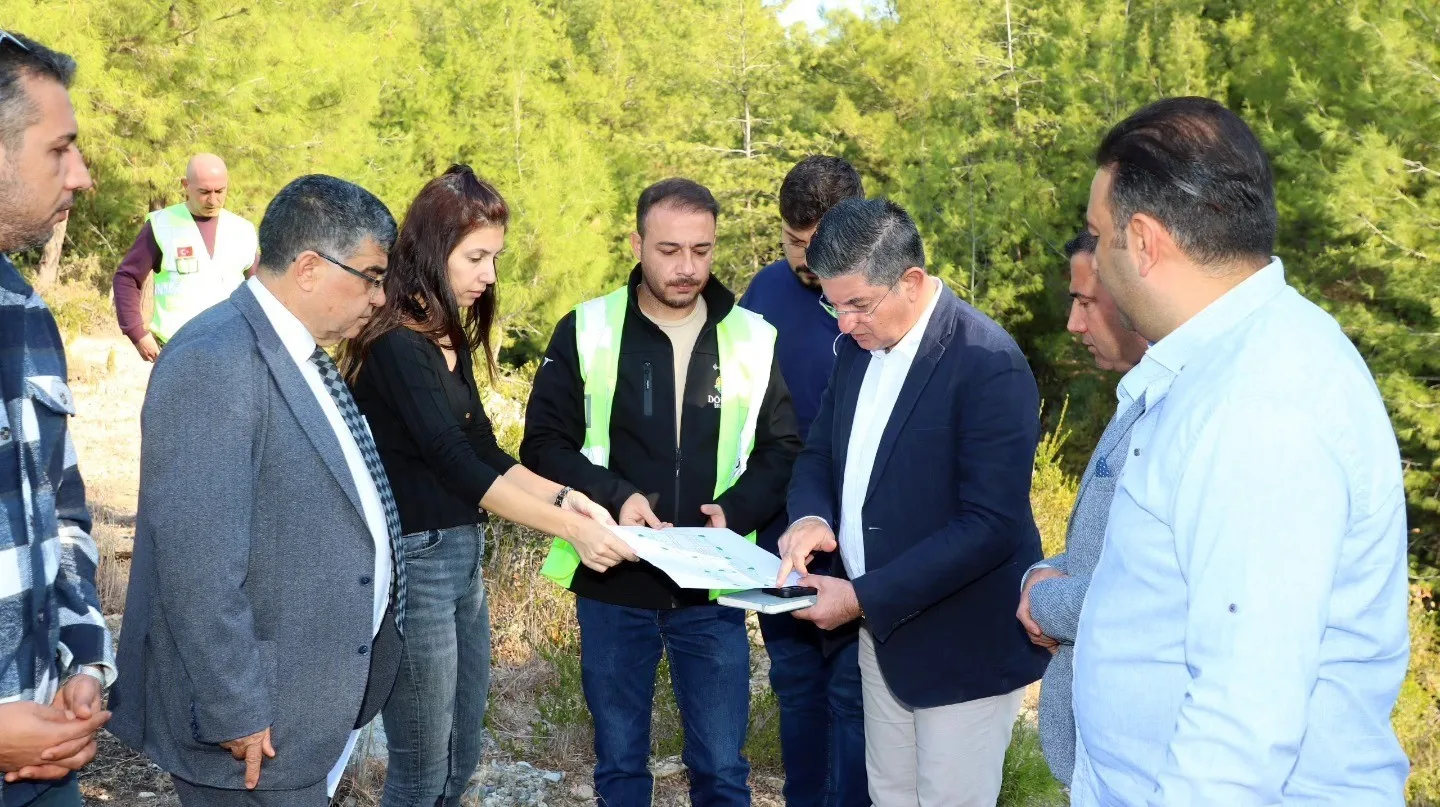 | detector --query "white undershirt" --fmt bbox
[246,277,389,795]
[839,277,941,579]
